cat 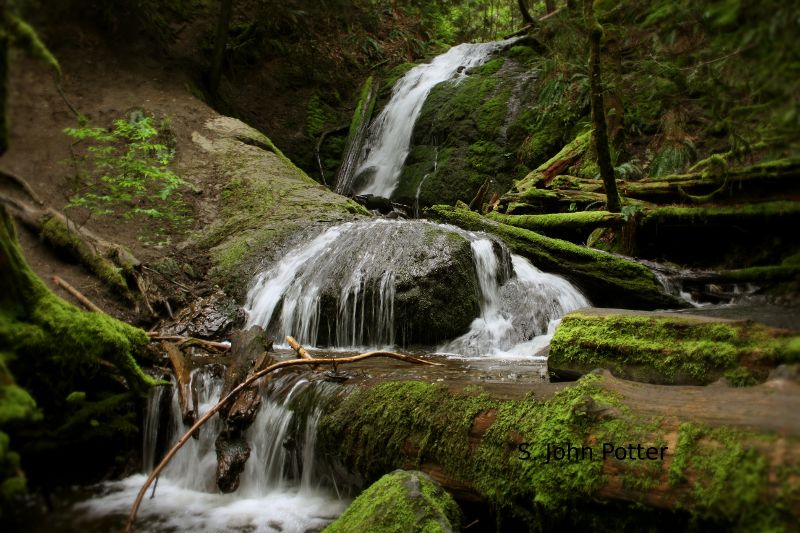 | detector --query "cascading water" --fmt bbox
[78,370,347,531]
[245,219,589,356]
[350,38,517,198]
[439,242,590,357]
